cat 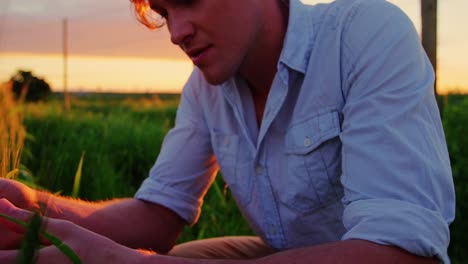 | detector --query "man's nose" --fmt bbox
[168,16,195,47]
